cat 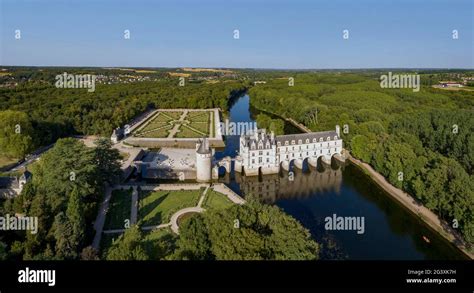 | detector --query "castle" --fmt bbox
[234,126,343,176]
[136,128,344,182]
